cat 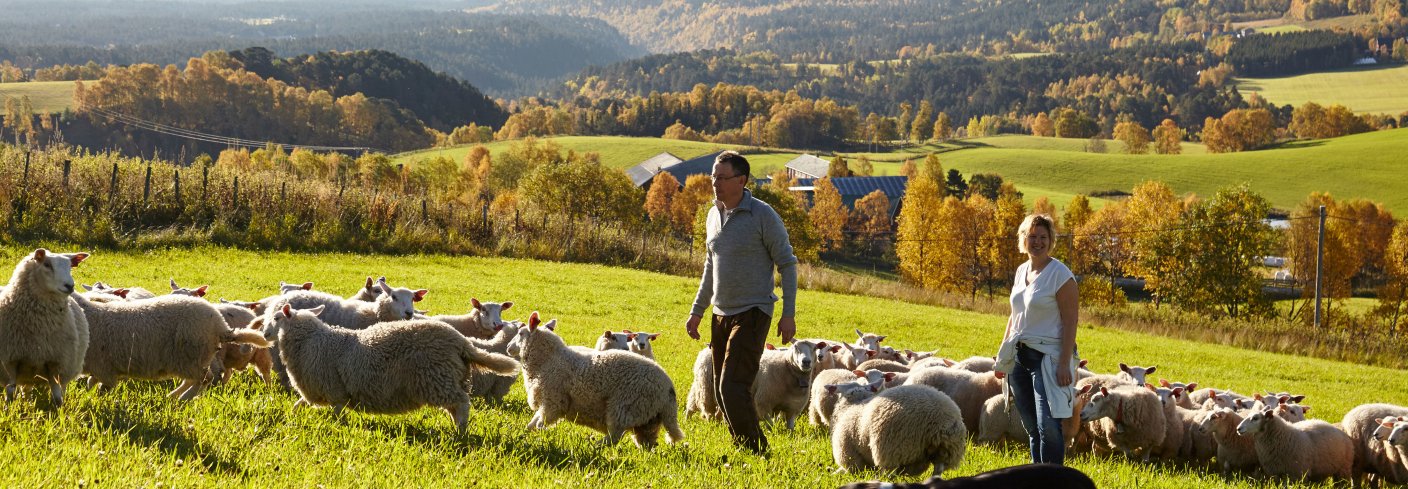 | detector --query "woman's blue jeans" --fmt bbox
[1007,343,1066,465]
